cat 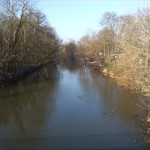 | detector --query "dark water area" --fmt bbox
[0,65,149,150]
